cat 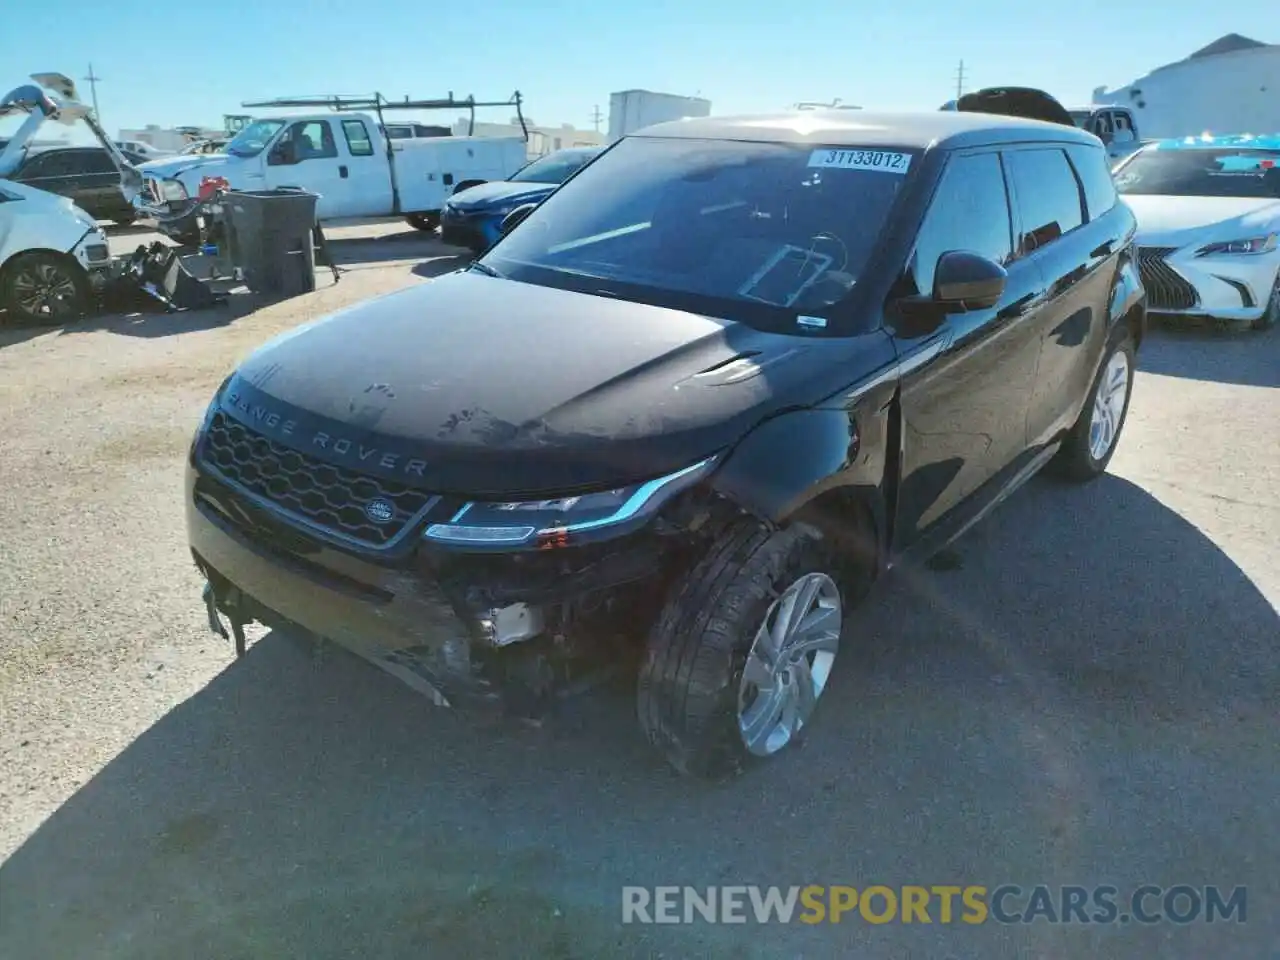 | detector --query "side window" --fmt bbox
[24,153,74,178]
[15,154,50,178]
[1093,112,1114,137]
[342,119,374,156]
[284,121,338,161]
[80,151,117,175]
[1005,148,1086,252]
[1065,144,1118,220]
[911,152,1013,296]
